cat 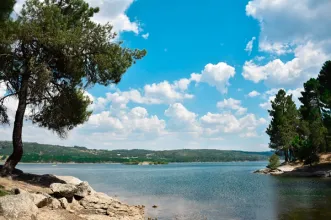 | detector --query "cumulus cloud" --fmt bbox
[217,98,247,116]
[244,0,331,87]
[242,42,328,87]
[246,0,331,48]
[259,88,304,110]
[247,90,260,97]
[192,62,235,93]
[165,103,201,133]
[245,37,256,55]
[200,113,266,135]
